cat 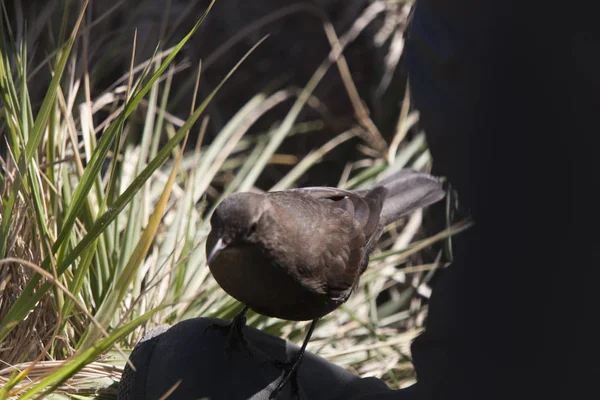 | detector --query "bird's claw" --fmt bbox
[204,315,253,358]
[270,358,293,370]
[269,359,300,399]
[203,321,231,336]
